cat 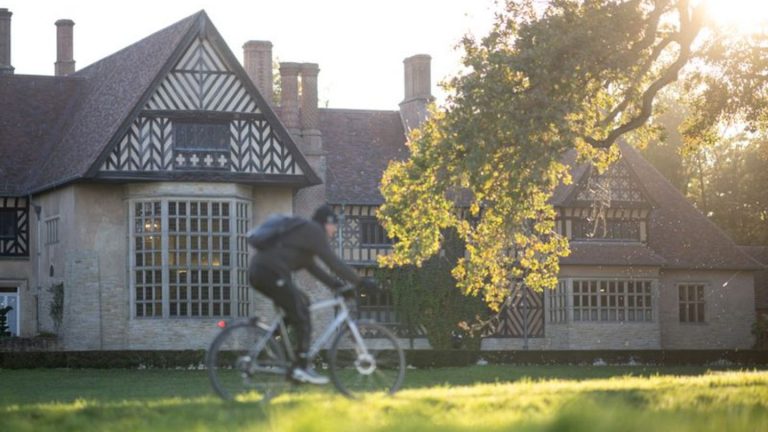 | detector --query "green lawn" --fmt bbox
[1,365,767,431]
